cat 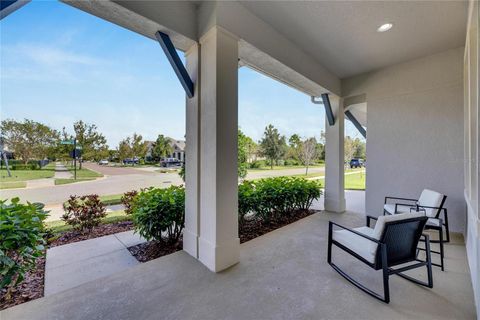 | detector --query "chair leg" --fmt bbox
[425,235,434,287]
[327,223,333,264]
[329,242,390,303]
[381,244,390,303]
[396,236,434,288]
[438,226,444,271]
[444,210,450,243]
